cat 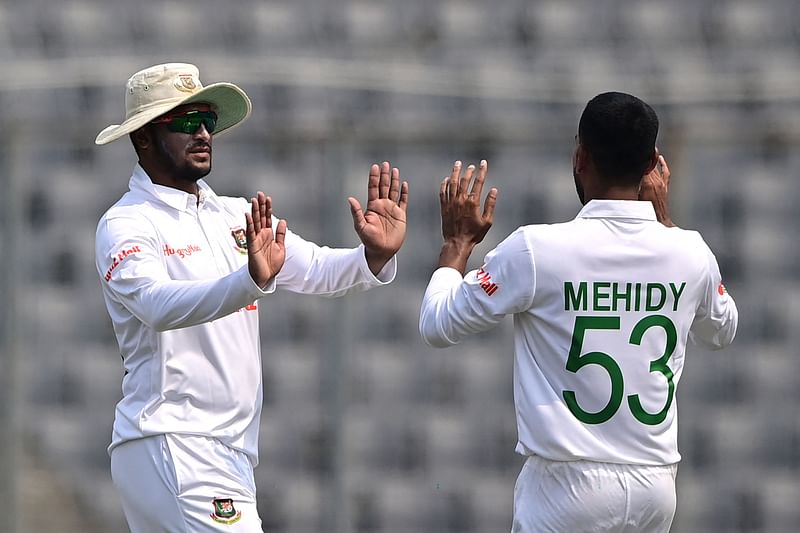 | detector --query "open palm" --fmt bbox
[348,162,409,274]
[246,192,287,288]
